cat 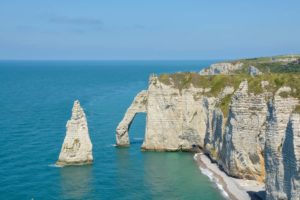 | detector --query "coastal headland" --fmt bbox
[116,55,300,200]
